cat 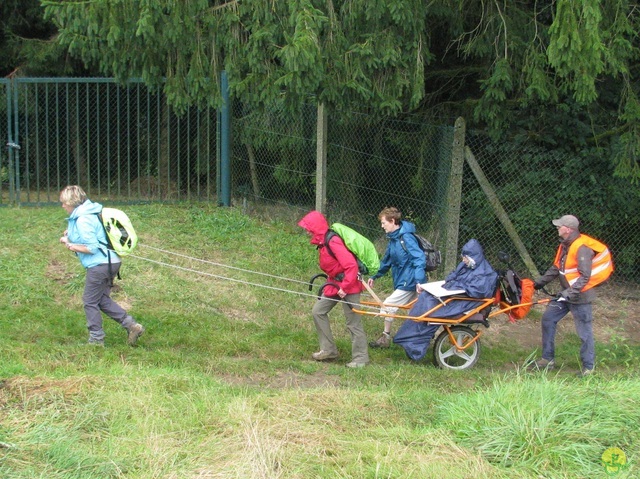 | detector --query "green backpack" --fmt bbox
[93,207,138,284]
[97,207,138,256]
[325,223,380,276]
